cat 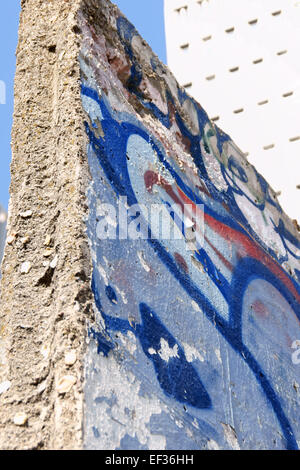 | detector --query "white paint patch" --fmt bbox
[234,193,286,257]
[137,251,151,273]
[192,418,199,429]
[285,238,300,258]
[115,286,128,305]
[215,348,222,363]
[81,94,103,123]
[80,55,103,103]
[182,97,200,135]
[175,419,184,429]
[118,331,137,356]
[221,423,240,450]
[97,263,108,285]
[158,338,179,362]
[182,343,205,363]
[148,434,167,450]
[207,439,220,450]
[103,256,109,266]
[191,300,201,312]
[200,138,228,192]
[84,342,166,450]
